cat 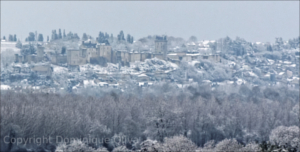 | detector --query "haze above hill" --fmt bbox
[1,1,299,43]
